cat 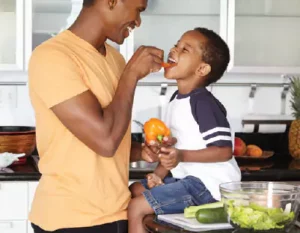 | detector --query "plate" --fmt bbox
[234,151,274,160]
